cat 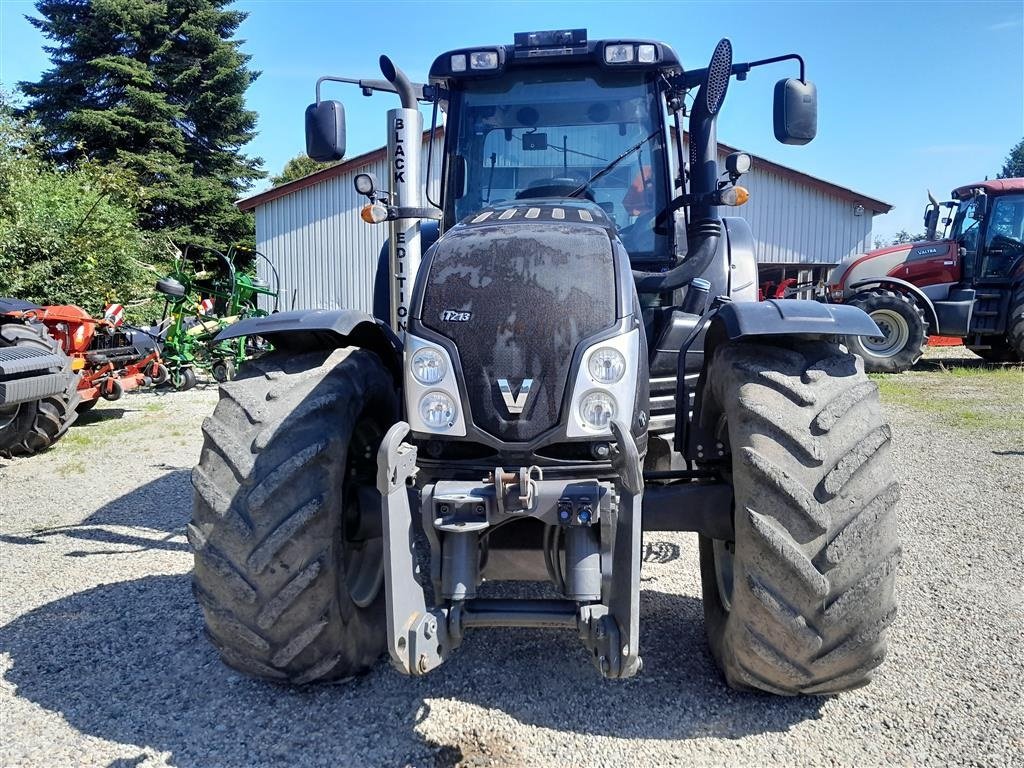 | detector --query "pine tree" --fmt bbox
[997,138,1024,179]
[20,0,263,247]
